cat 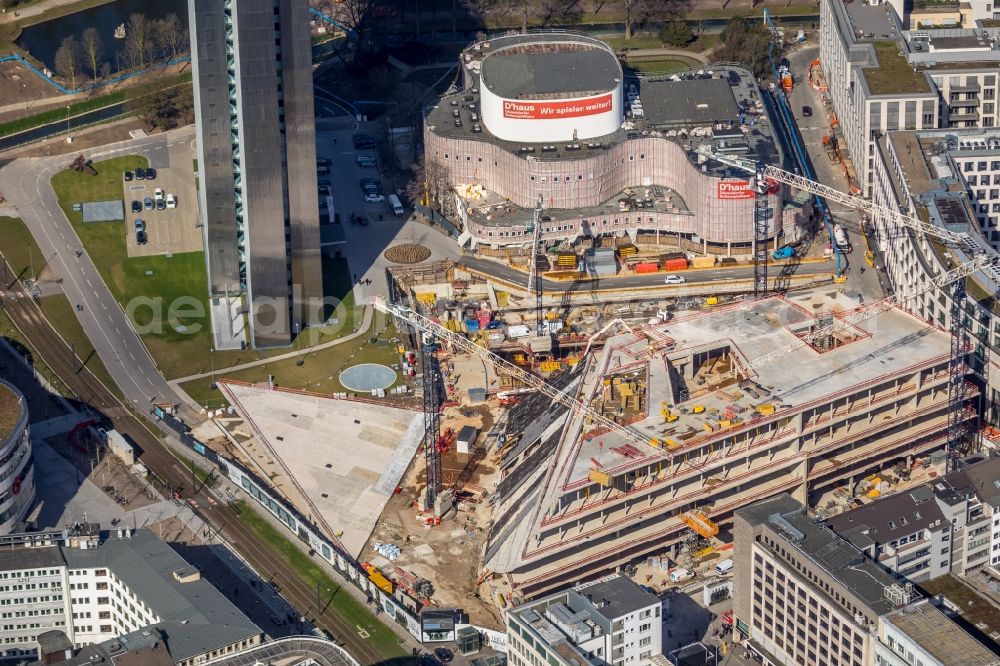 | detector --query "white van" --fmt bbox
[507,324,531,339]
[669,567,693,583]
[387,194,404,217]
[715,559,734,576]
